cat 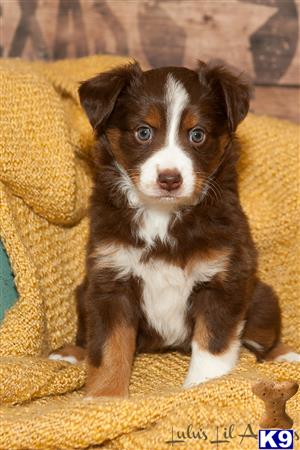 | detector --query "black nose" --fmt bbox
[157,170,183,191]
